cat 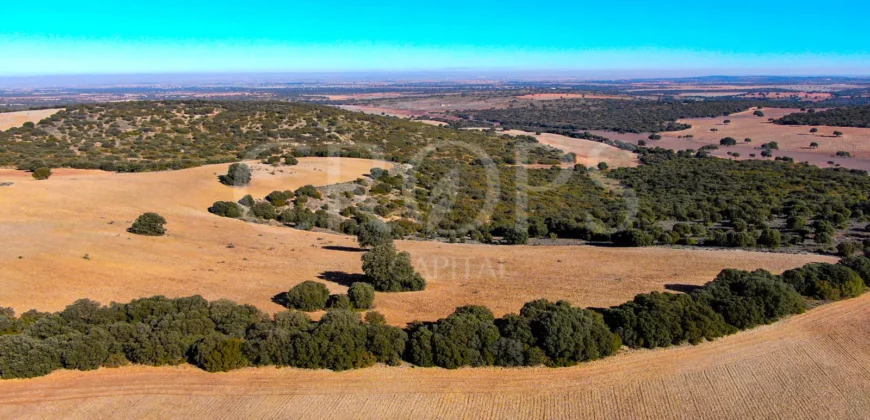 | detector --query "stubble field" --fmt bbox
[1,291,867,419]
